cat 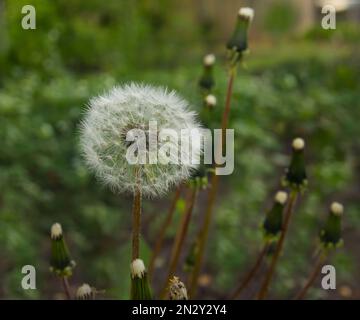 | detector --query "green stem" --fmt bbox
[132,188,142,261]
[230,243,269,299]
[148,185,182,279]
[61,277,71,300]
[188,67,237,298]
[160,187,198,299]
